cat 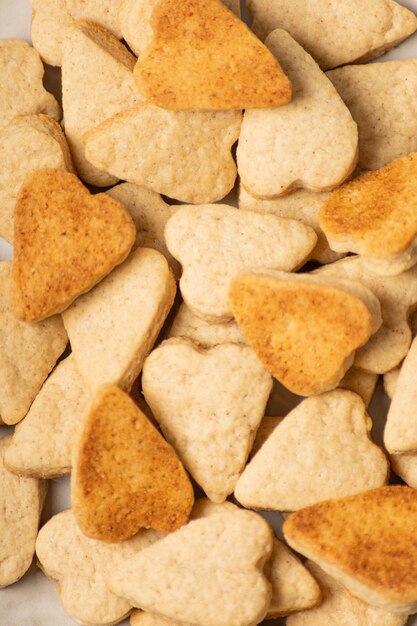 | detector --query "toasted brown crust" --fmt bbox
[320,153,417,258]
[134,0,292,110]
[283,486,417,605]
[12,169,136,321]
[230,273,376,396]
[72,385,194,542]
